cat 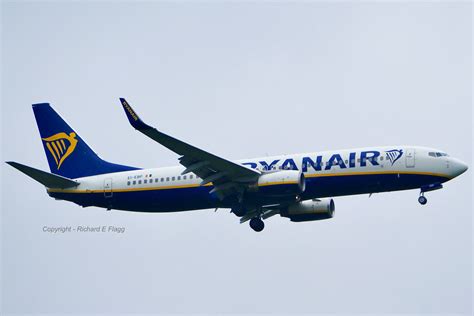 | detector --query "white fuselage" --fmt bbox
[47,145,467,212]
